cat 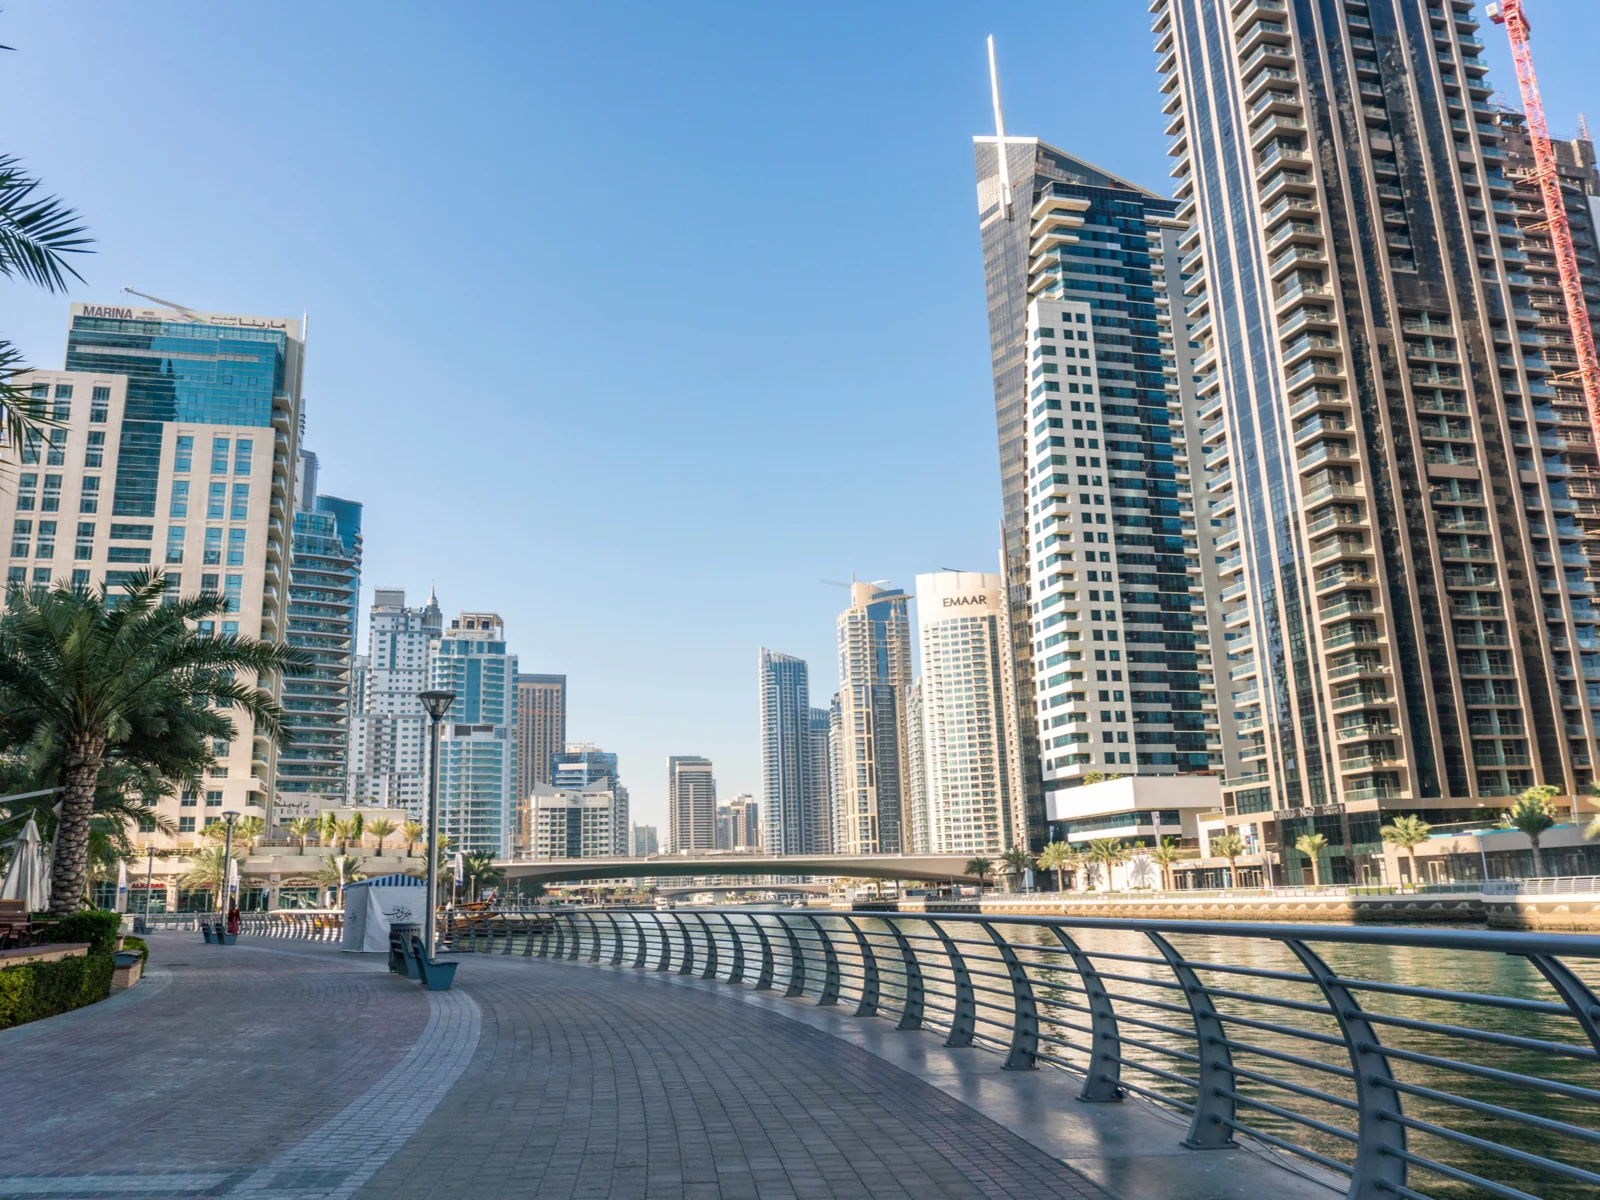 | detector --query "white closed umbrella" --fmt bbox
[1,816,51,912]
[227,858,240,908]
[115,859,129,912]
